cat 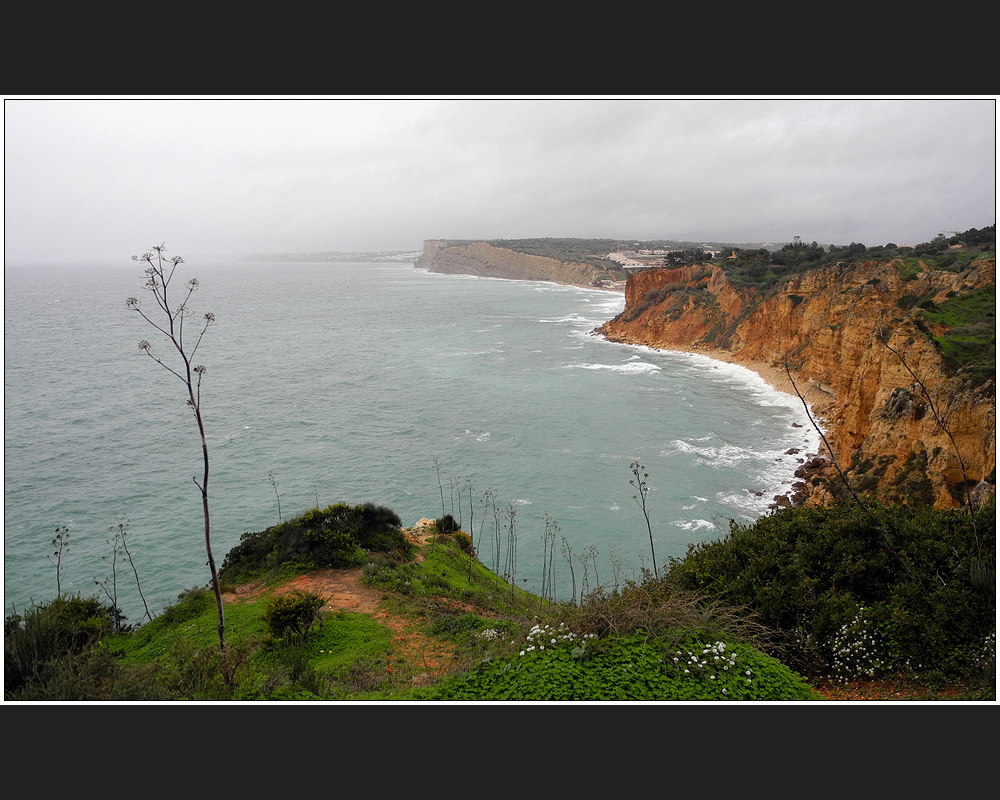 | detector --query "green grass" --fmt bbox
[105,586,397,700]
[363,534,543,615]
[111,590,266,664]
[920,284,996,380]
[895,259,925,281]
[257,610,393,674]
[12,513,993,701]
[921,283,996,328]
